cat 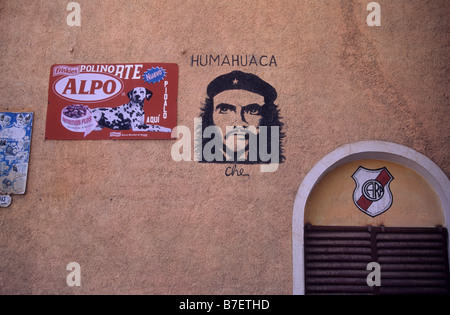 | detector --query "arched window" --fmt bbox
[293,141,450,295]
